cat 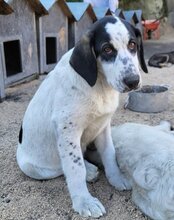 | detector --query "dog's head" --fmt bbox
[70,16,148,92]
